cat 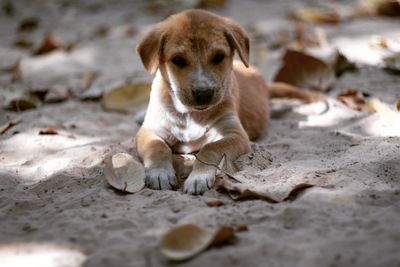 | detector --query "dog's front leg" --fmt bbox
[136,127,177,190]
[184,115,251,195]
